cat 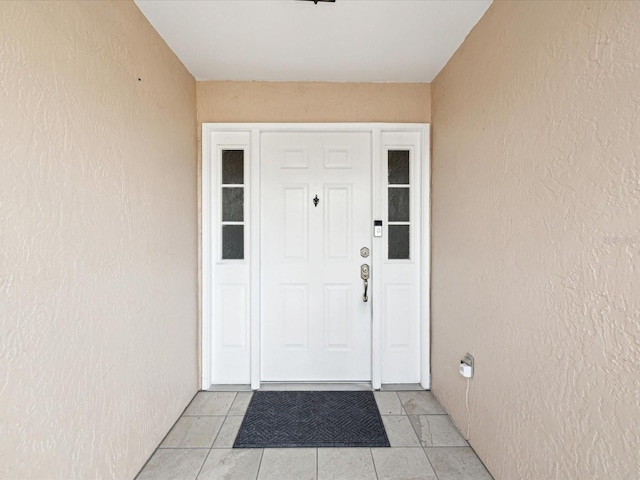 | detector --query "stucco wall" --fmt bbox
[197,81,430,124]
[0,2,198,478]
[431,1,640,478]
